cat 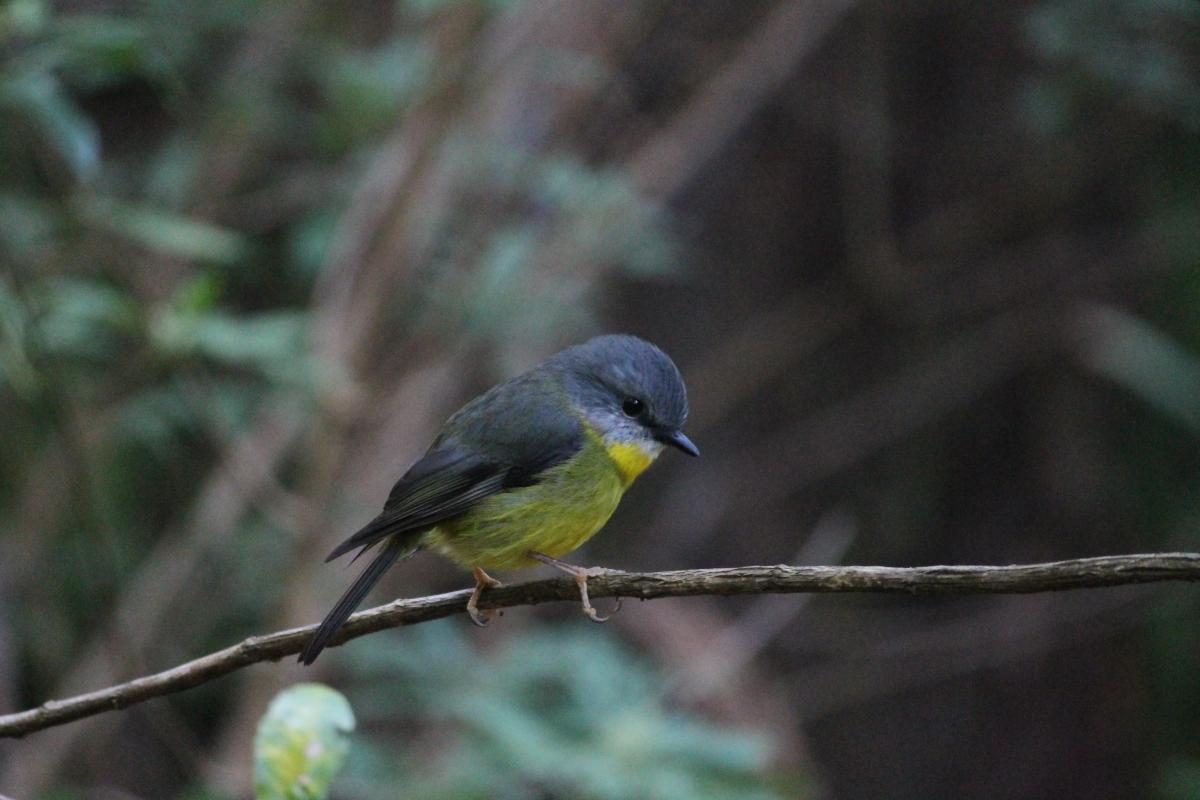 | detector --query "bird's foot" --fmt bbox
[467,567,503,627]
[527,552,623,623]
